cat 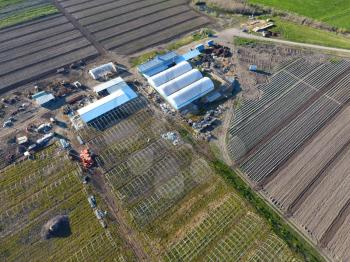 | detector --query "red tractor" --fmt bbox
[80,148,93,169]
